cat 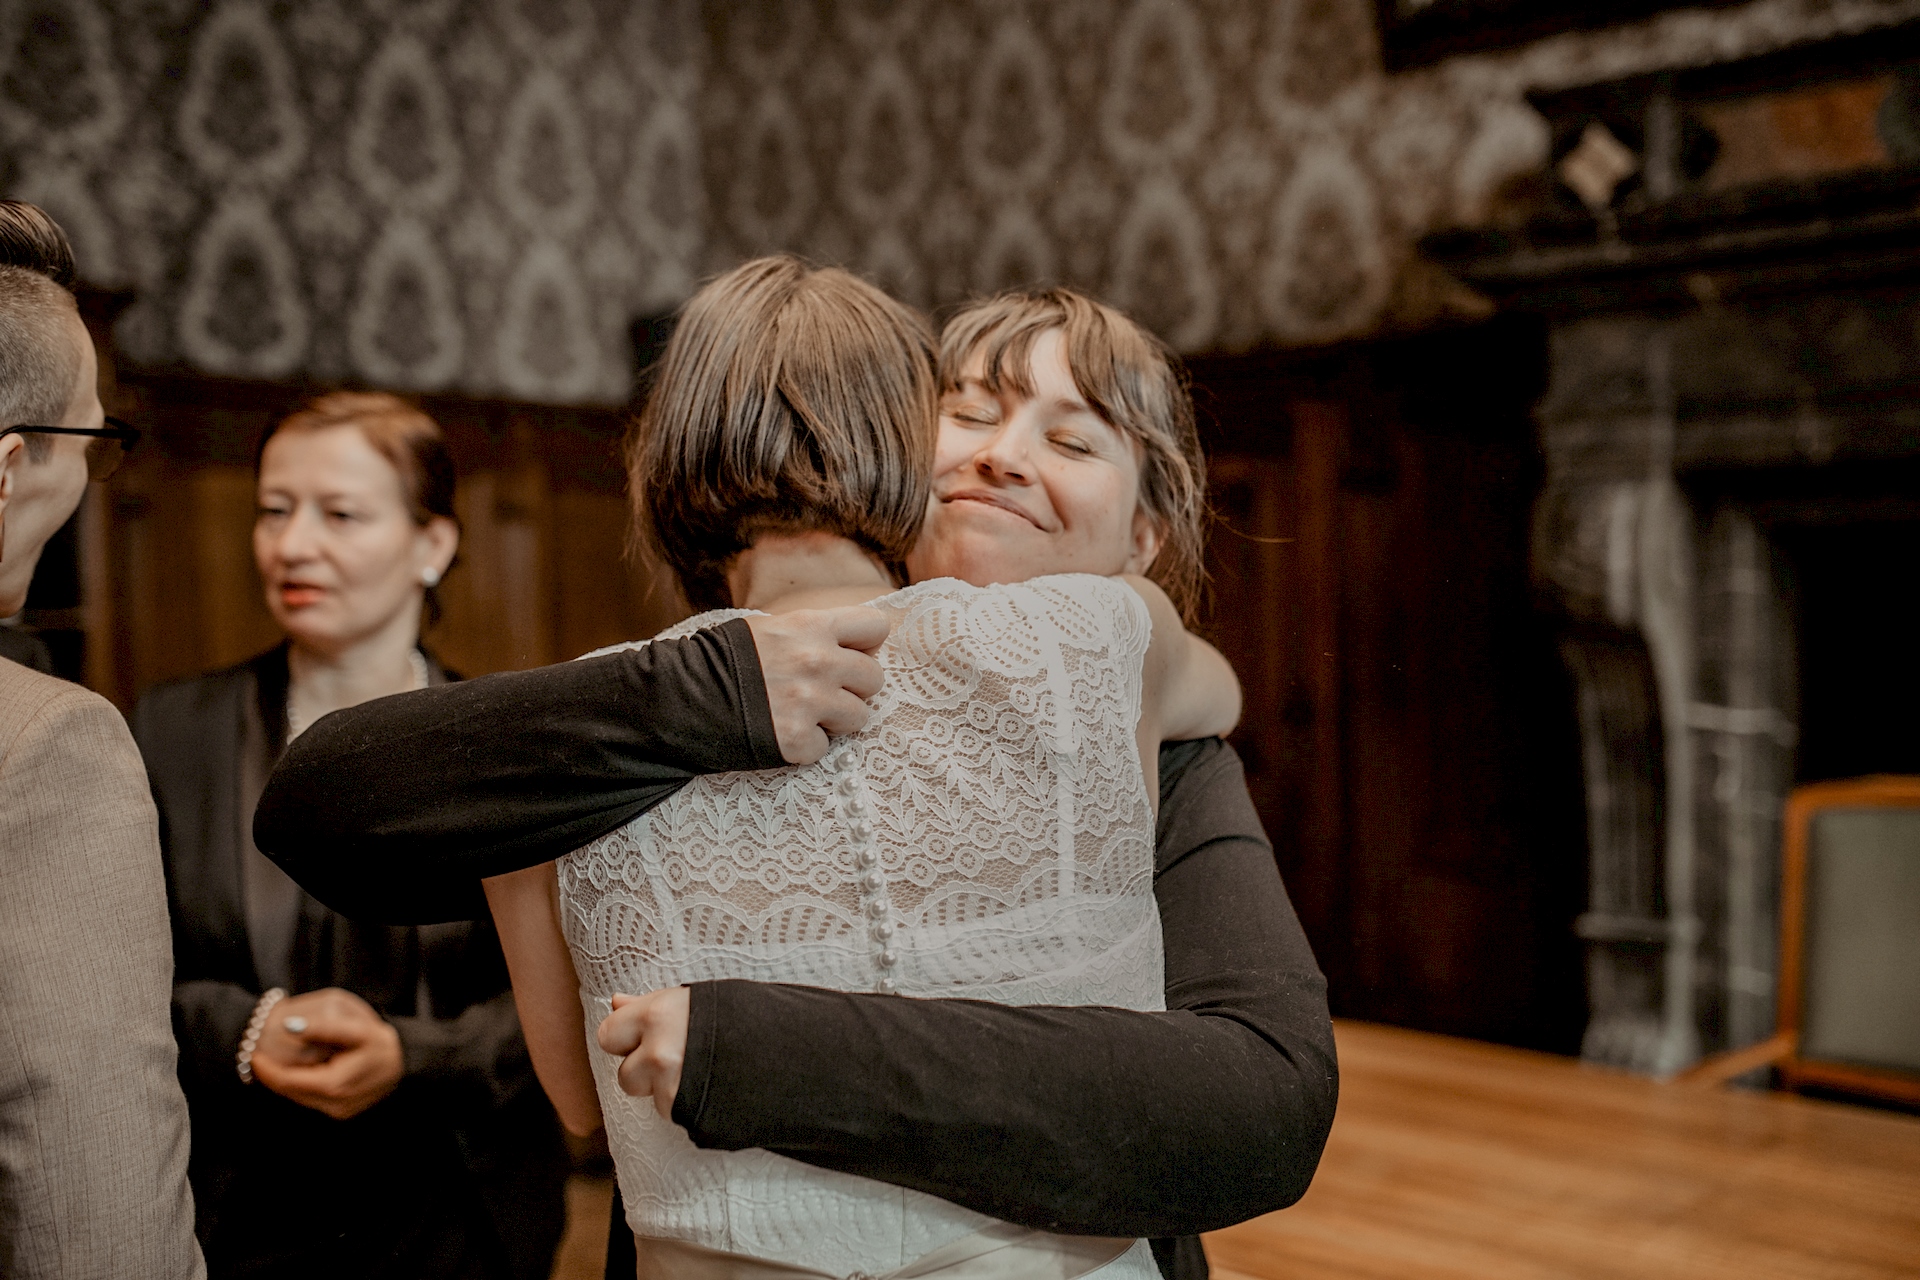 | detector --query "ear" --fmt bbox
[1123,506,1165,577]
[417,514,459,578]
[0,434,23,558]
